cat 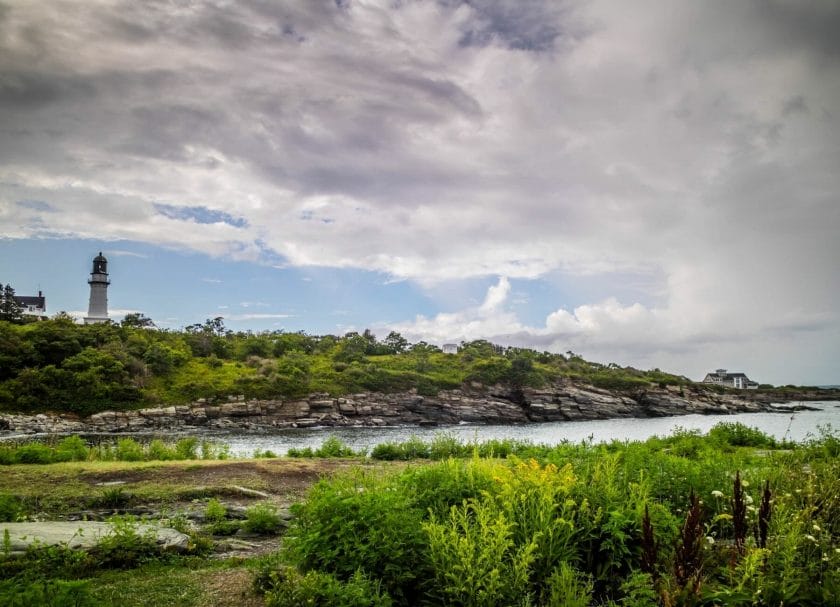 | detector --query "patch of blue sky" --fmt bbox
[153,203,248,228]
[507,270,667,328]
[0,238,439,335]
